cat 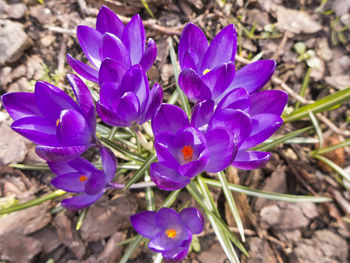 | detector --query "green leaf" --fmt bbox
[123,152,157,190]
[308,111,323,151]
[217,171,245,242]
[312,137,350,156]
[140,0,155,18]
[168,37,191,116]
[313,155,350,183]
[295,67,311,109]
[252,126,313,151]
[76,207,89,230]
[186,181,249,257]
[0,190,66,215]
[283,87,350,122]
[203,178,331,202]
